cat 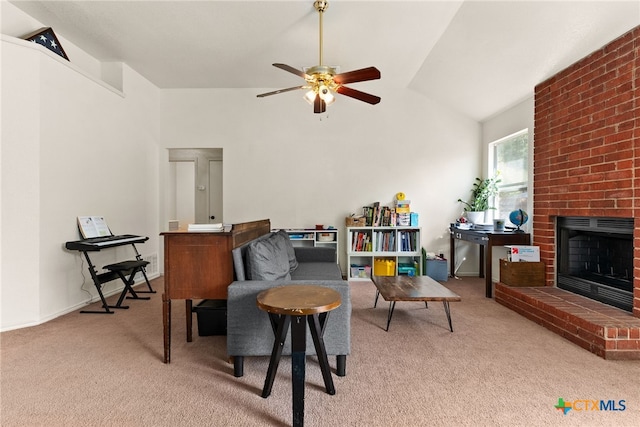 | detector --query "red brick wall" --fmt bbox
[533,25,640,318]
